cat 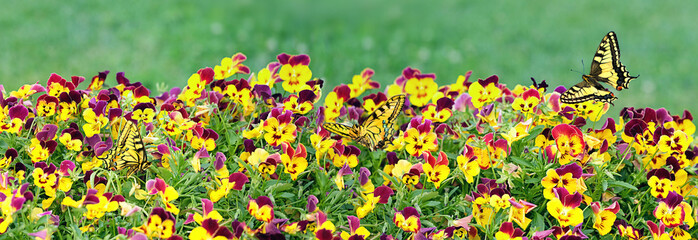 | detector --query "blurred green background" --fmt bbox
[2,0,697,117]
